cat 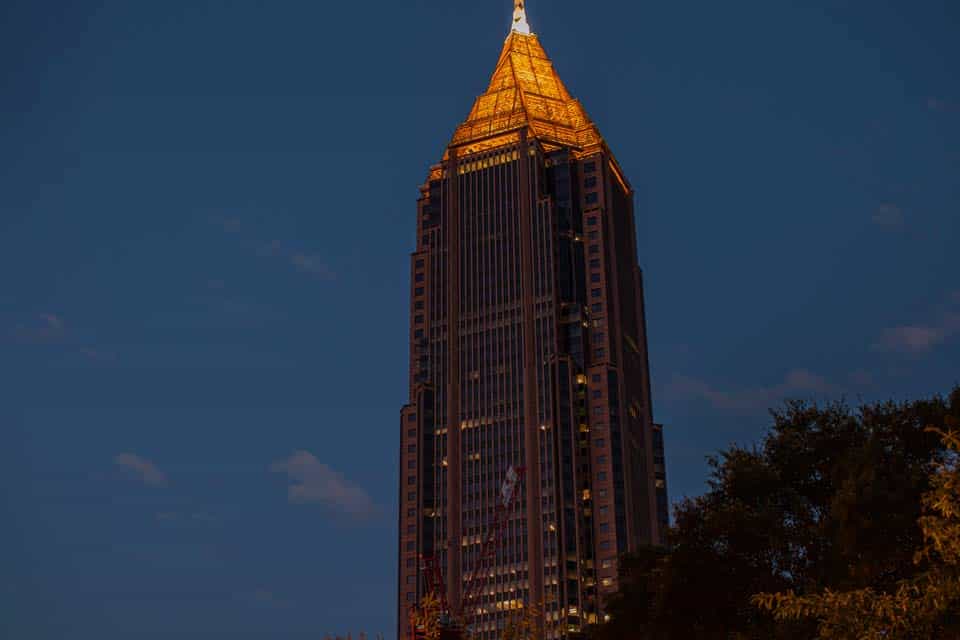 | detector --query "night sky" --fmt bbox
[1,0,957,637]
